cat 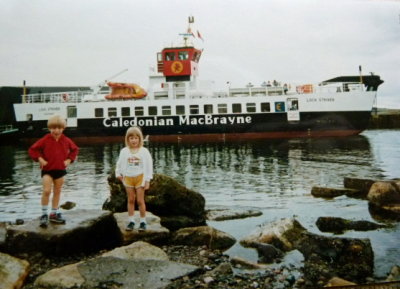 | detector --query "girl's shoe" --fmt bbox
[139,222,147,231]
[126,222,135,231]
